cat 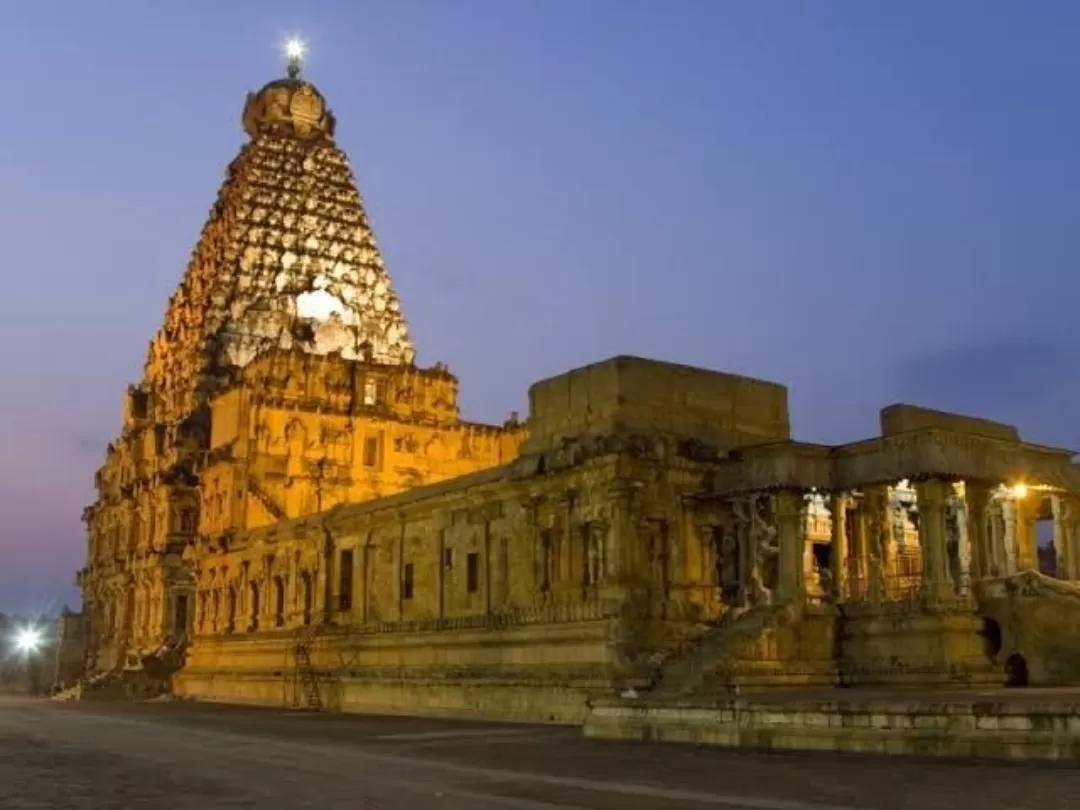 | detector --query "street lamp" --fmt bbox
[14,626,42,655]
